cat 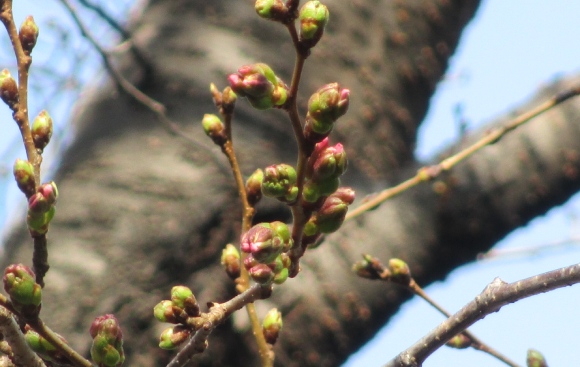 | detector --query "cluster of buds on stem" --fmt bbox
[153,285,200,350]
[26,181,58,235]
[3,264,41,318]
[304,83,350,145]
[241,222,293,285]
[262,164,298,203]
[228,63,289,110]
[24,327,68,364]
[89,315,125,367]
